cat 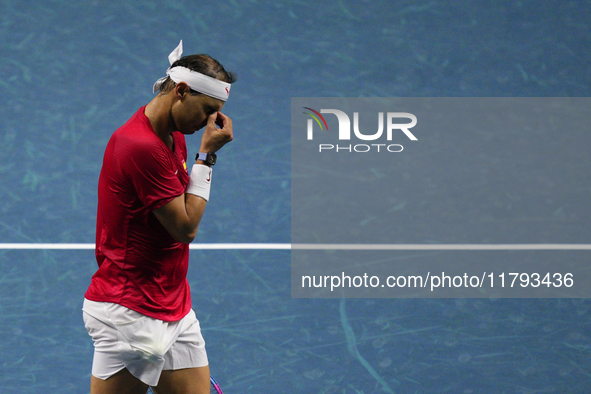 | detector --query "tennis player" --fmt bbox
[82,40,236,394]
